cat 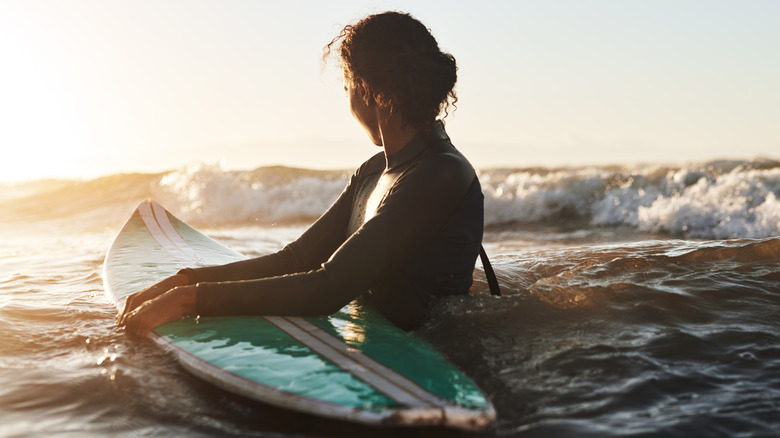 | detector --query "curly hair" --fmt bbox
[324,11,458,128]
